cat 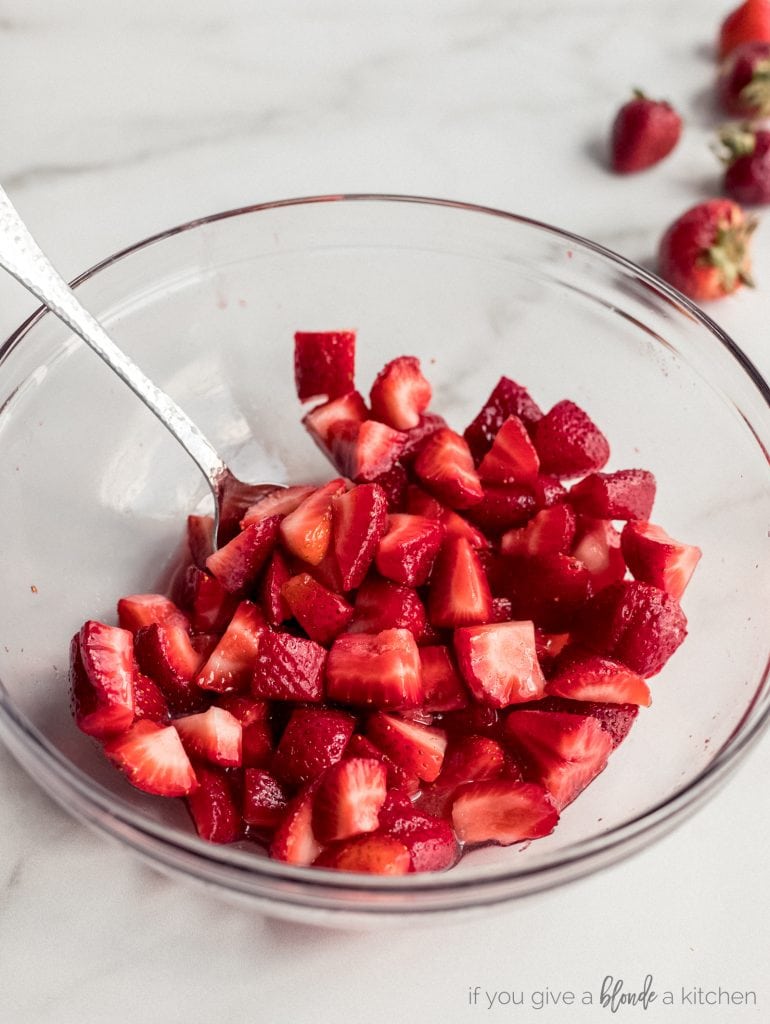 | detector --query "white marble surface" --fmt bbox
[0,1,768,1021]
